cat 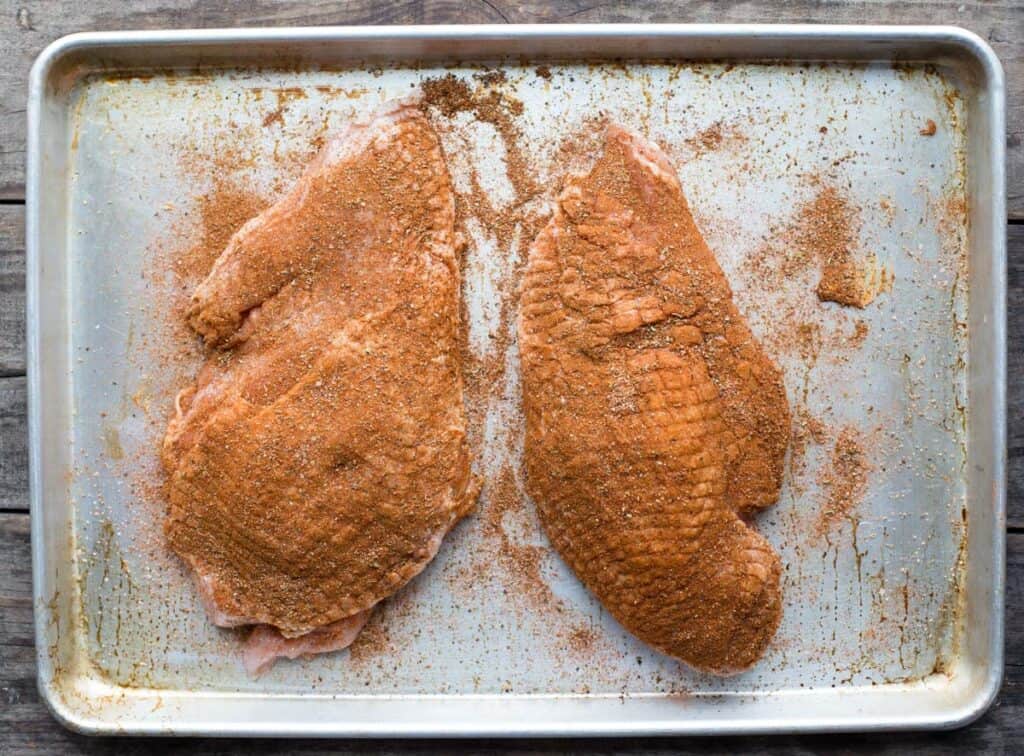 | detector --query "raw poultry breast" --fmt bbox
[162,100,477,674]
[519,126,790,674]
